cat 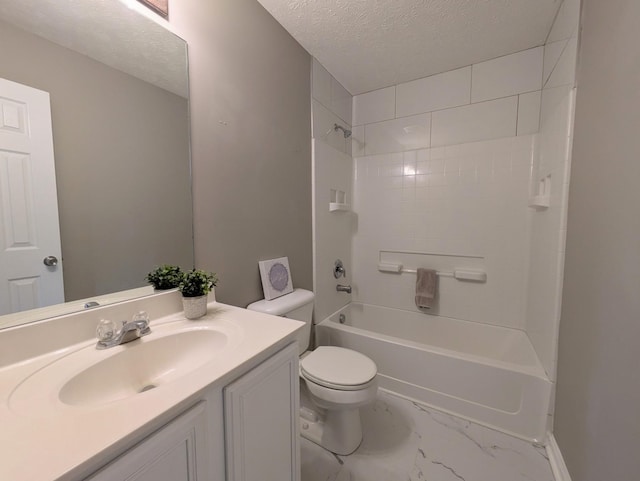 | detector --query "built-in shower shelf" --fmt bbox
[529,175,551,210]
[329,188,349,212]
[329,202,350,212]
[529,195,550,209]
